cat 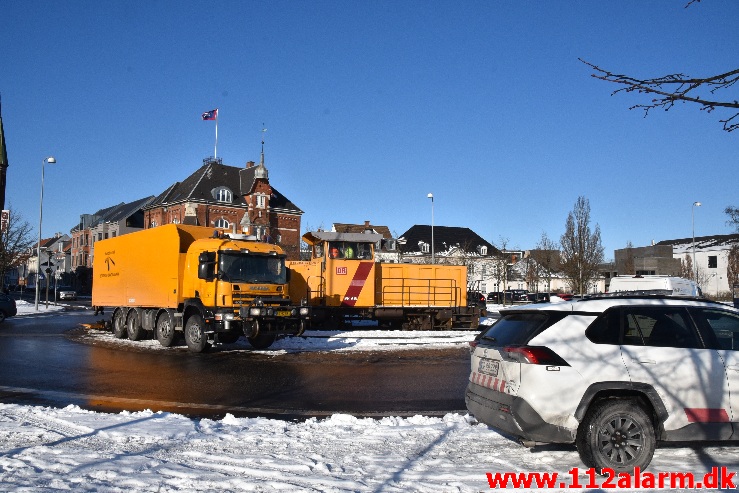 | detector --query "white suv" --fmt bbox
[465,295,739,471]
